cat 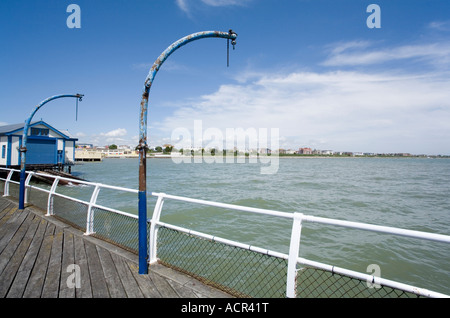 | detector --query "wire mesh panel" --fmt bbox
[8,182,20,198]
[156,226,288,298]
[91,207,140,253]
[52,195,88,232]
[295,266,421,298]
[27,187,49,211]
